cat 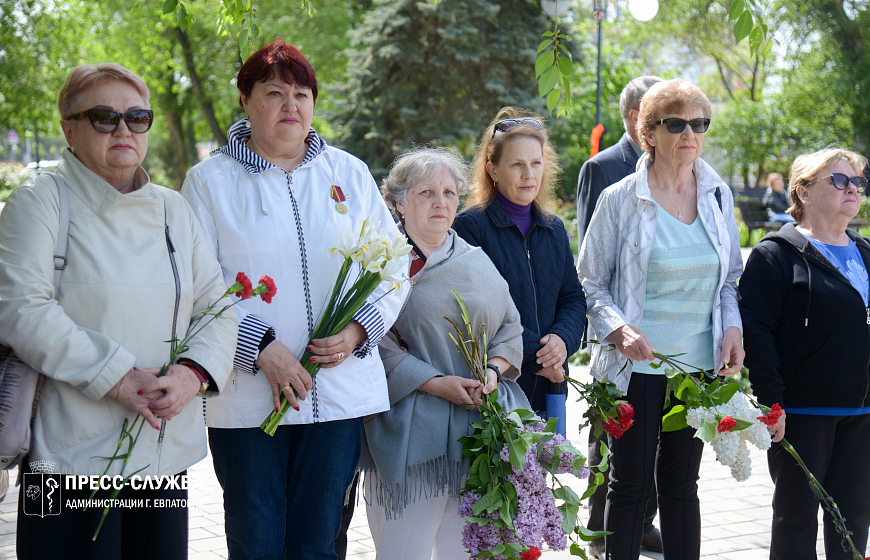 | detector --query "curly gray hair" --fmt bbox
[380,147,470,221]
